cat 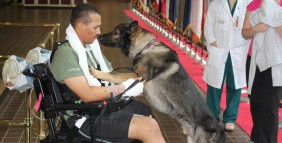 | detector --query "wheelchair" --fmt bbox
[22,63,141,143]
